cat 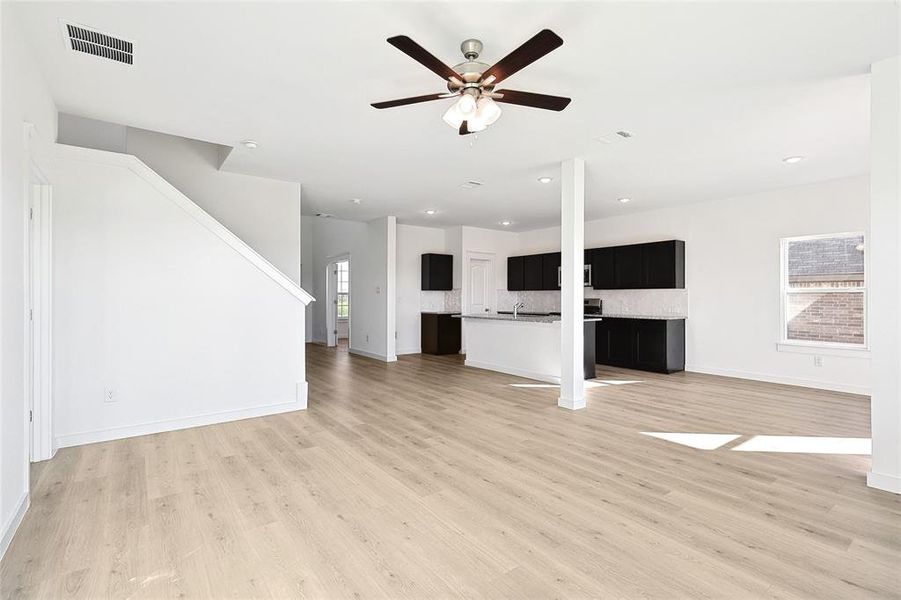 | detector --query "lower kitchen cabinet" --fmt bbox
[421,313,461,355]
[596,318,685,373]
